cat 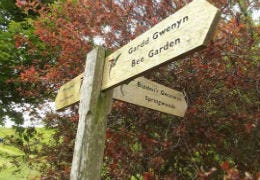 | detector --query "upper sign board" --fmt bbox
[101,0,220,90]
